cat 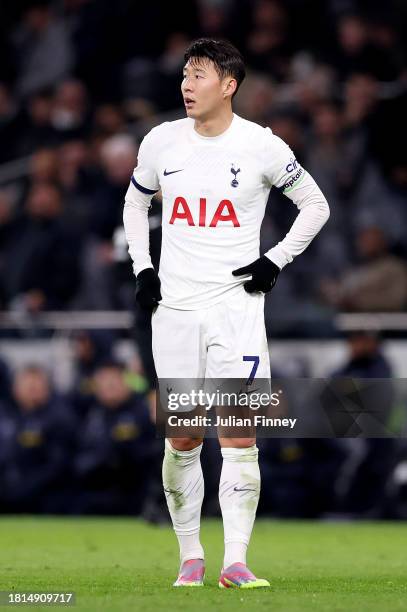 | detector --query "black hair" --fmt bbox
[184,38,246,97]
